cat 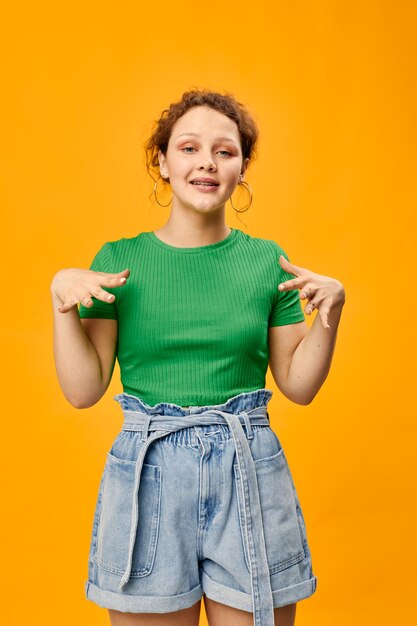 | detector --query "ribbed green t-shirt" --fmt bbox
[78,228,305,406]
